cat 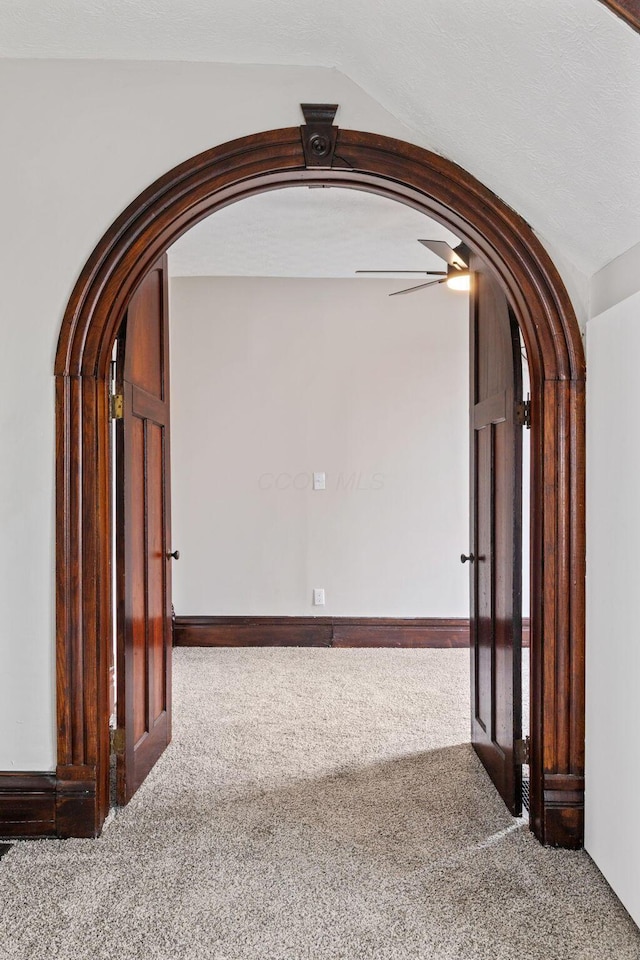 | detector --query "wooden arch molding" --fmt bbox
[598,0,640,33]
[54,126,585,846]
